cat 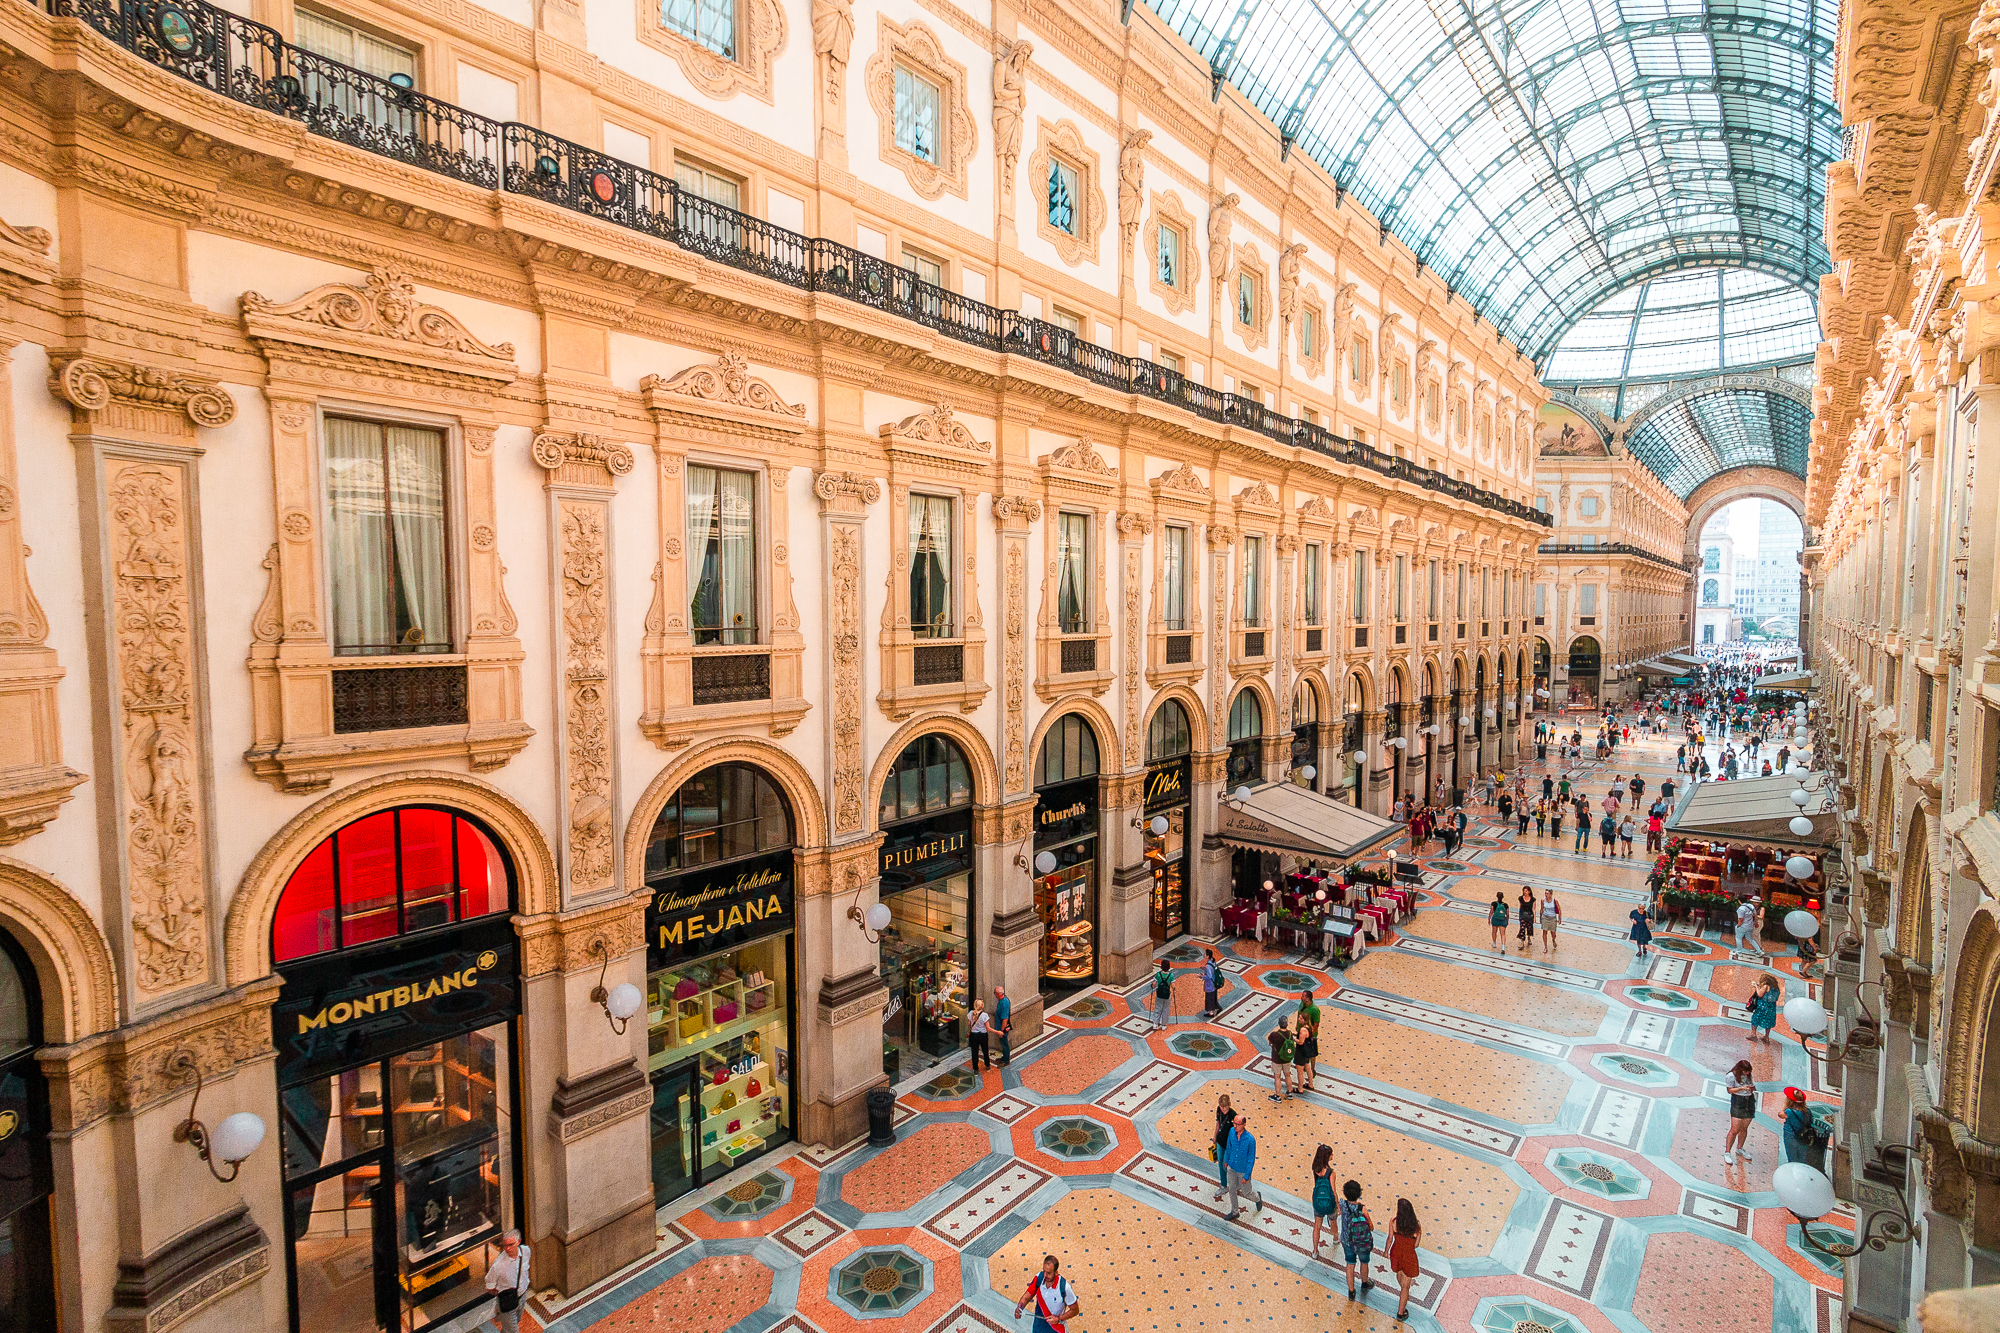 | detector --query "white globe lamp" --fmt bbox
[1773,1163,1837,1222]
[605,981,644,1023]
[865,901,894,932]
[1785,910,1820,940]
[1149,815,1170,836]
[209,1111,267,1168]
[1786,855,1816,880]
[1789,815,1815,837]
[1034,851,1058,876]
[1784,995,1829,1037]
